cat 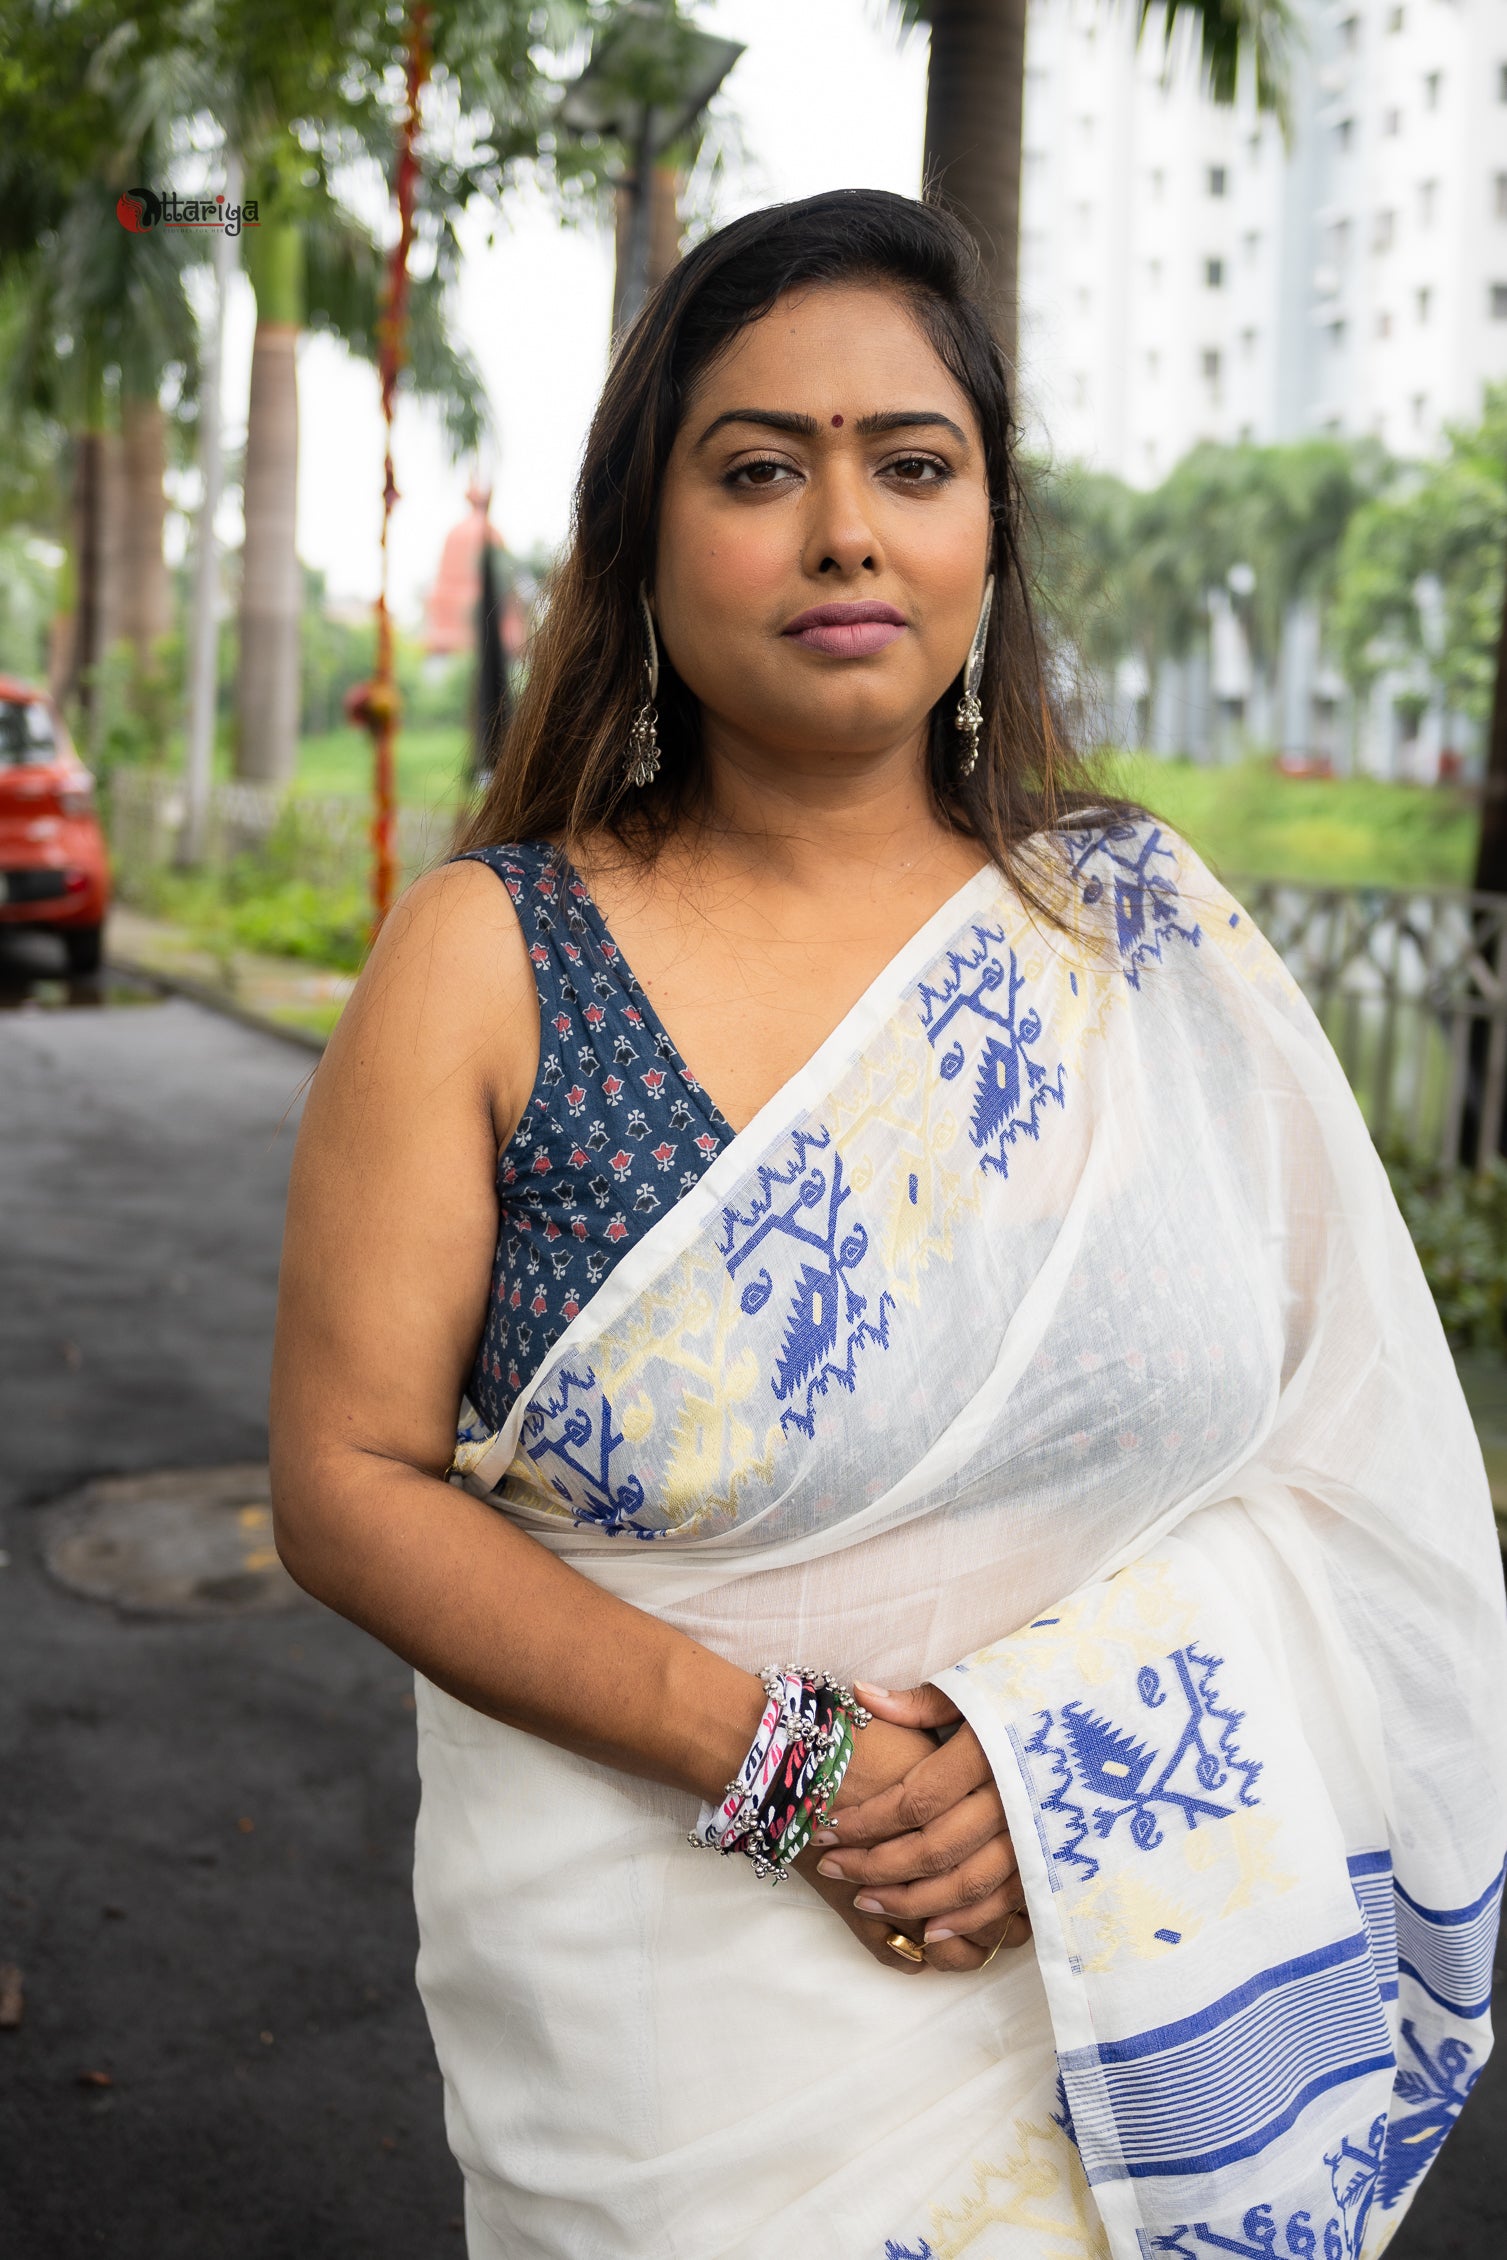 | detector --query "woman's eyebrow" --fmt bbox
[694,408,820,446]
[855,409,971,447]
[693,406,971,449]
